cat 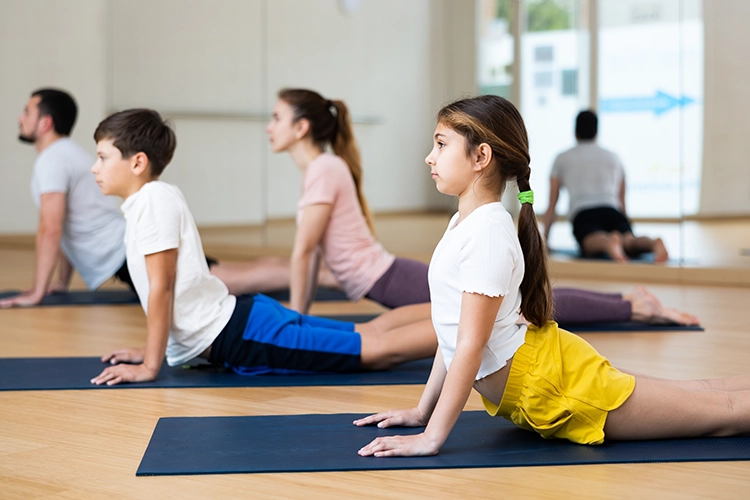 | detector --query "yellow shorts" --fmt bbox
[482,322,635,445]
